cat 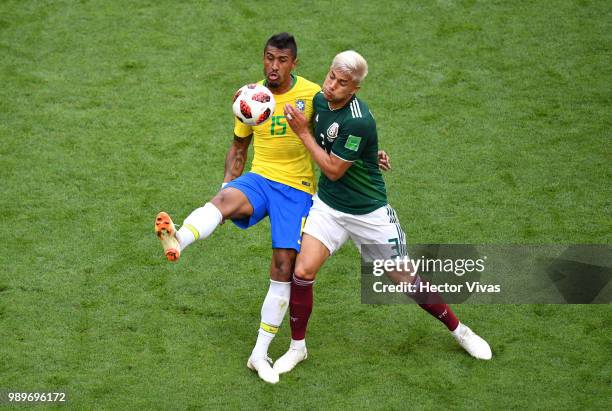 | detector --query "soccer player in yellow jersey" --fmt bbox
[154,33,320,384]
